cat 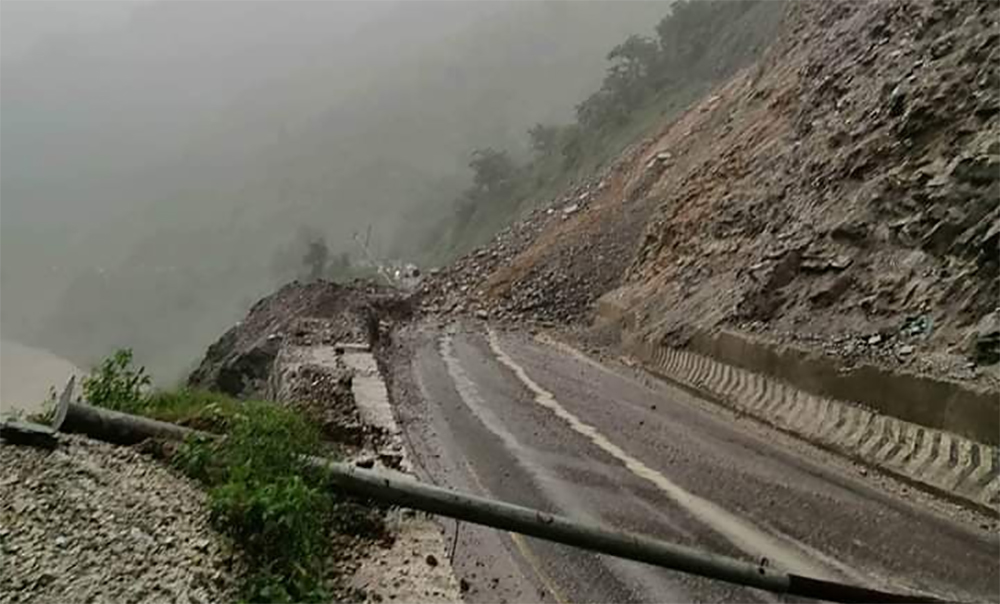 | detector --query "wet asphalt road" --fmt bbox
[390,322,999,604]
